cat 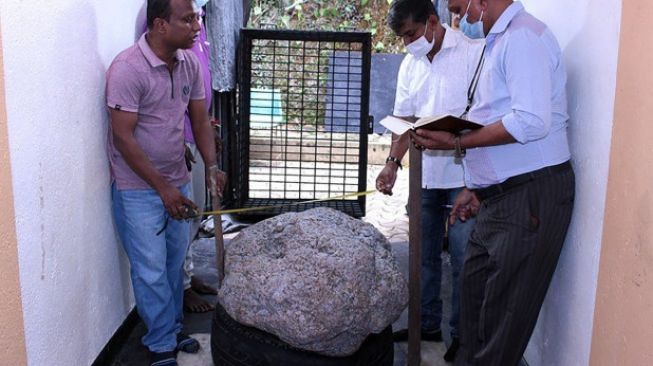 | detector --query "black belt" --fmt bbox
[475,161,572,201]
